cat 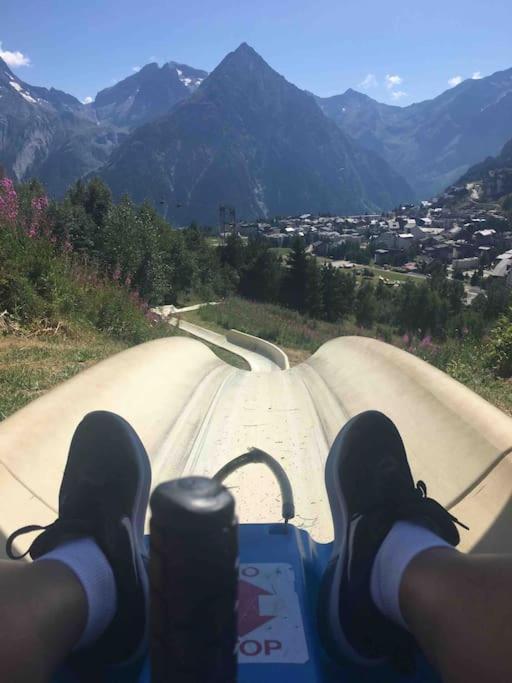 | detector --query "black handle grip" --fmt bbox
[149,477,238,683]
